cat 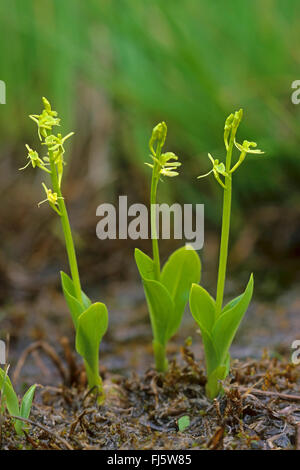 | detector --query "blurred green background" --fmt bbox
[0,0,299,222]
